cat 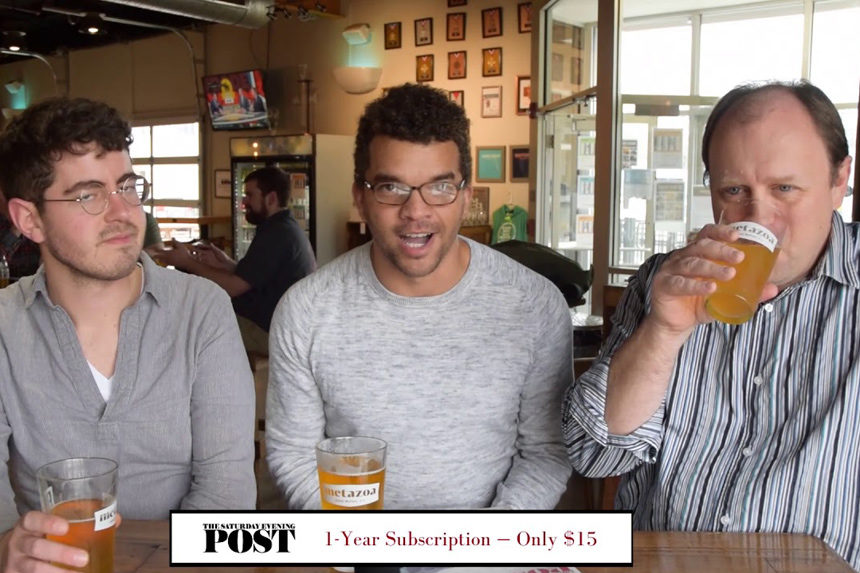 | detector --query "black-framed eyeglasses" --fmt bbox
[42,175,150,215]
[362,179,466,206]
